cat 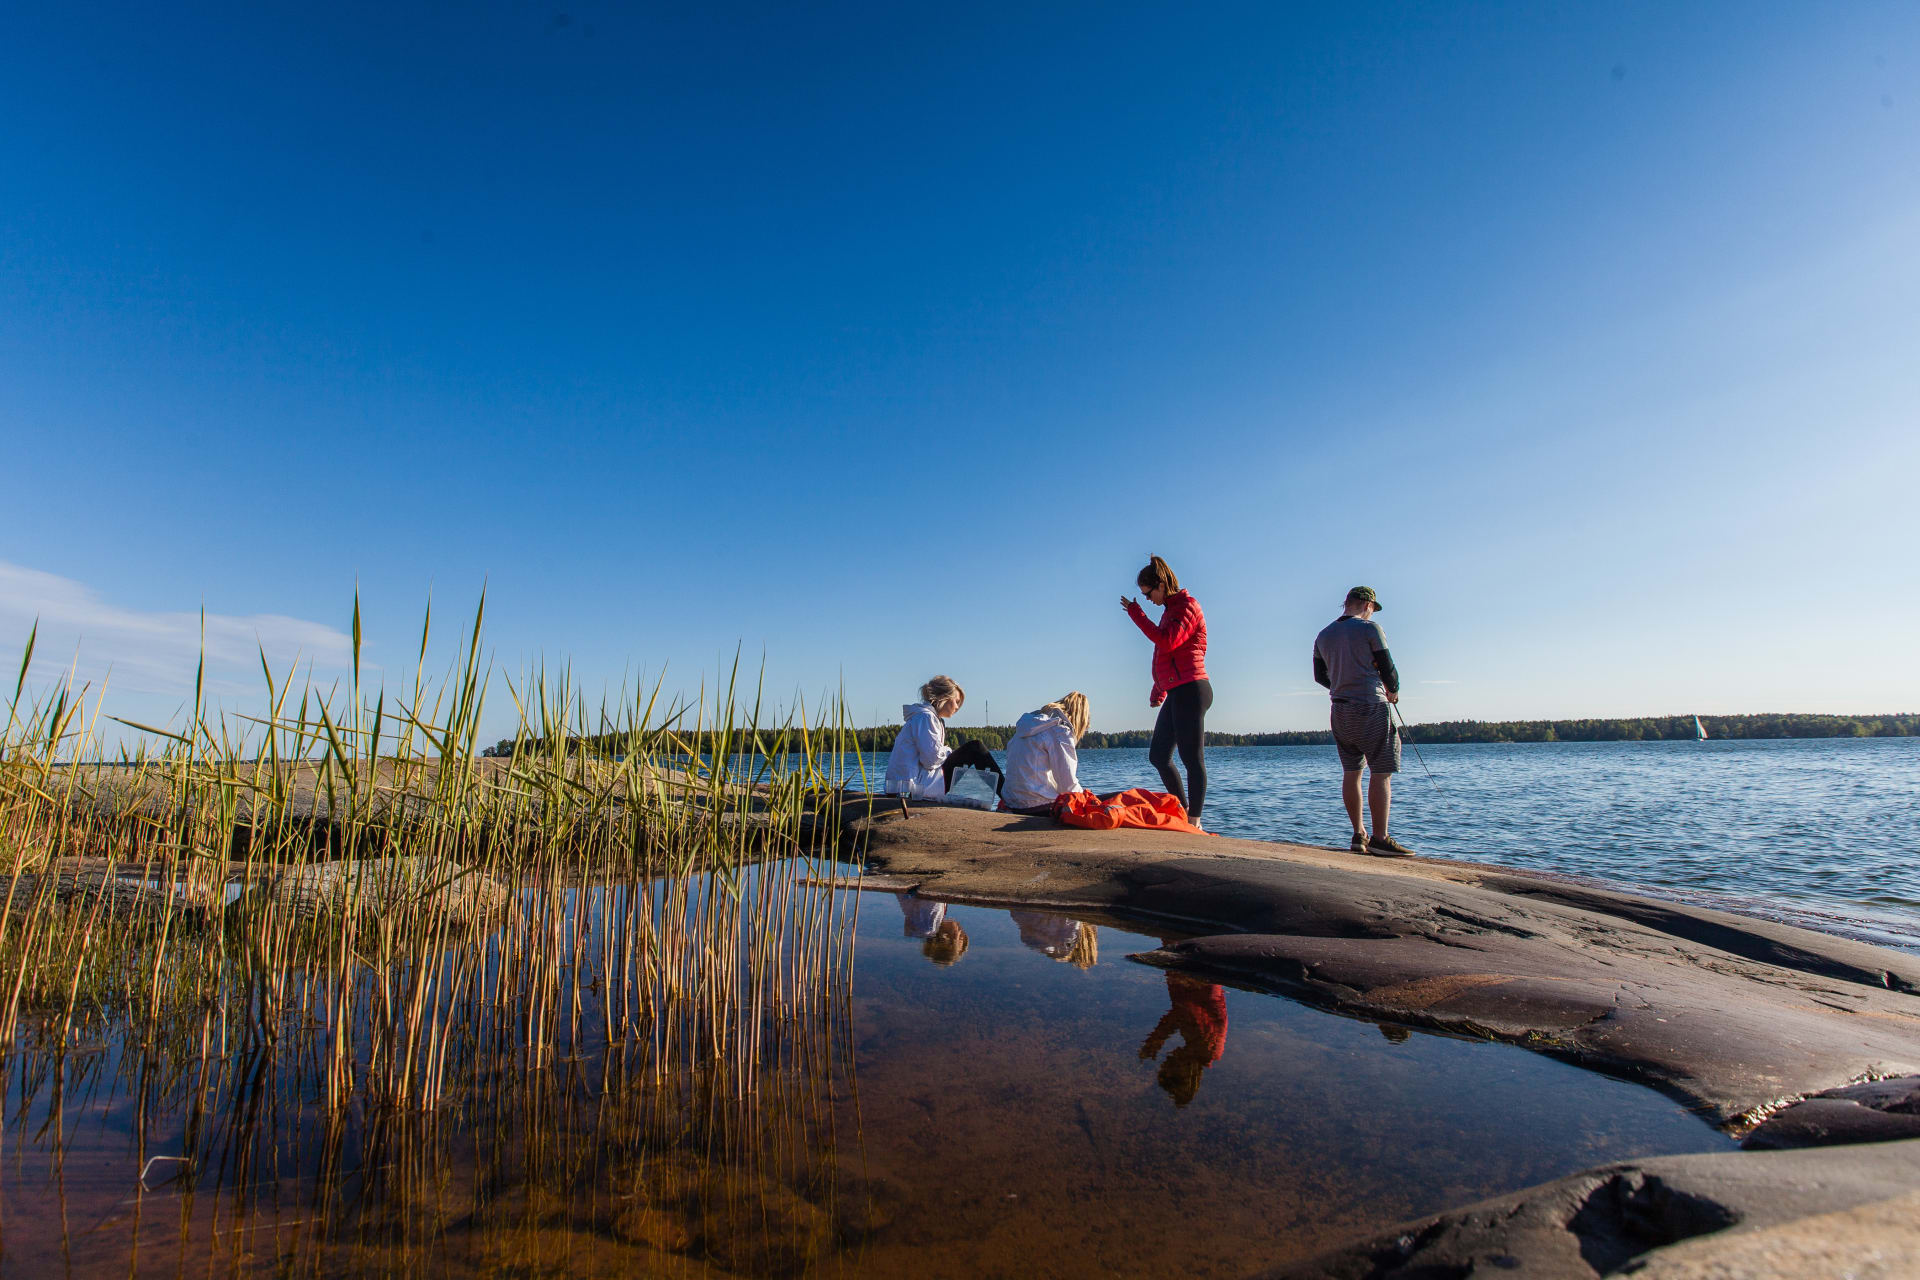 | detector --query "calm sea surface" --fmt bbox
[845,737,1920,952]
